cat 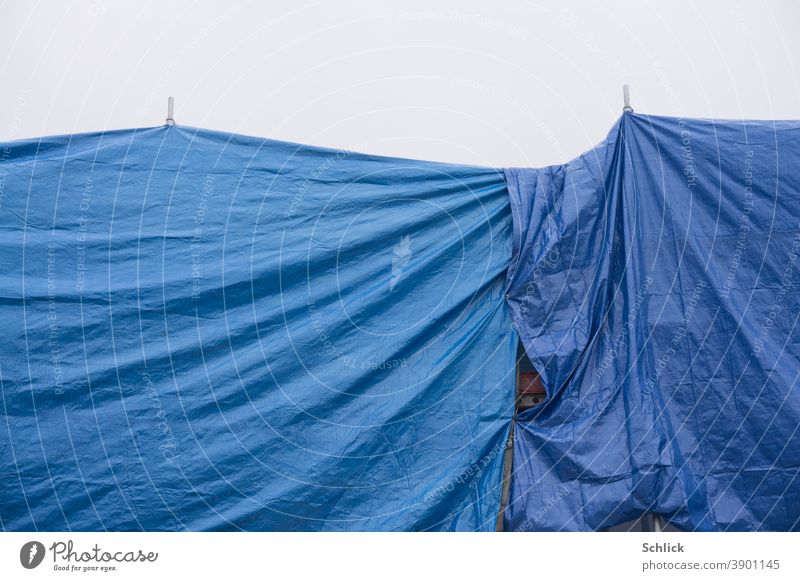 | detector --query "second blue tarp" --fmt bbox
[505,113,800,531]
